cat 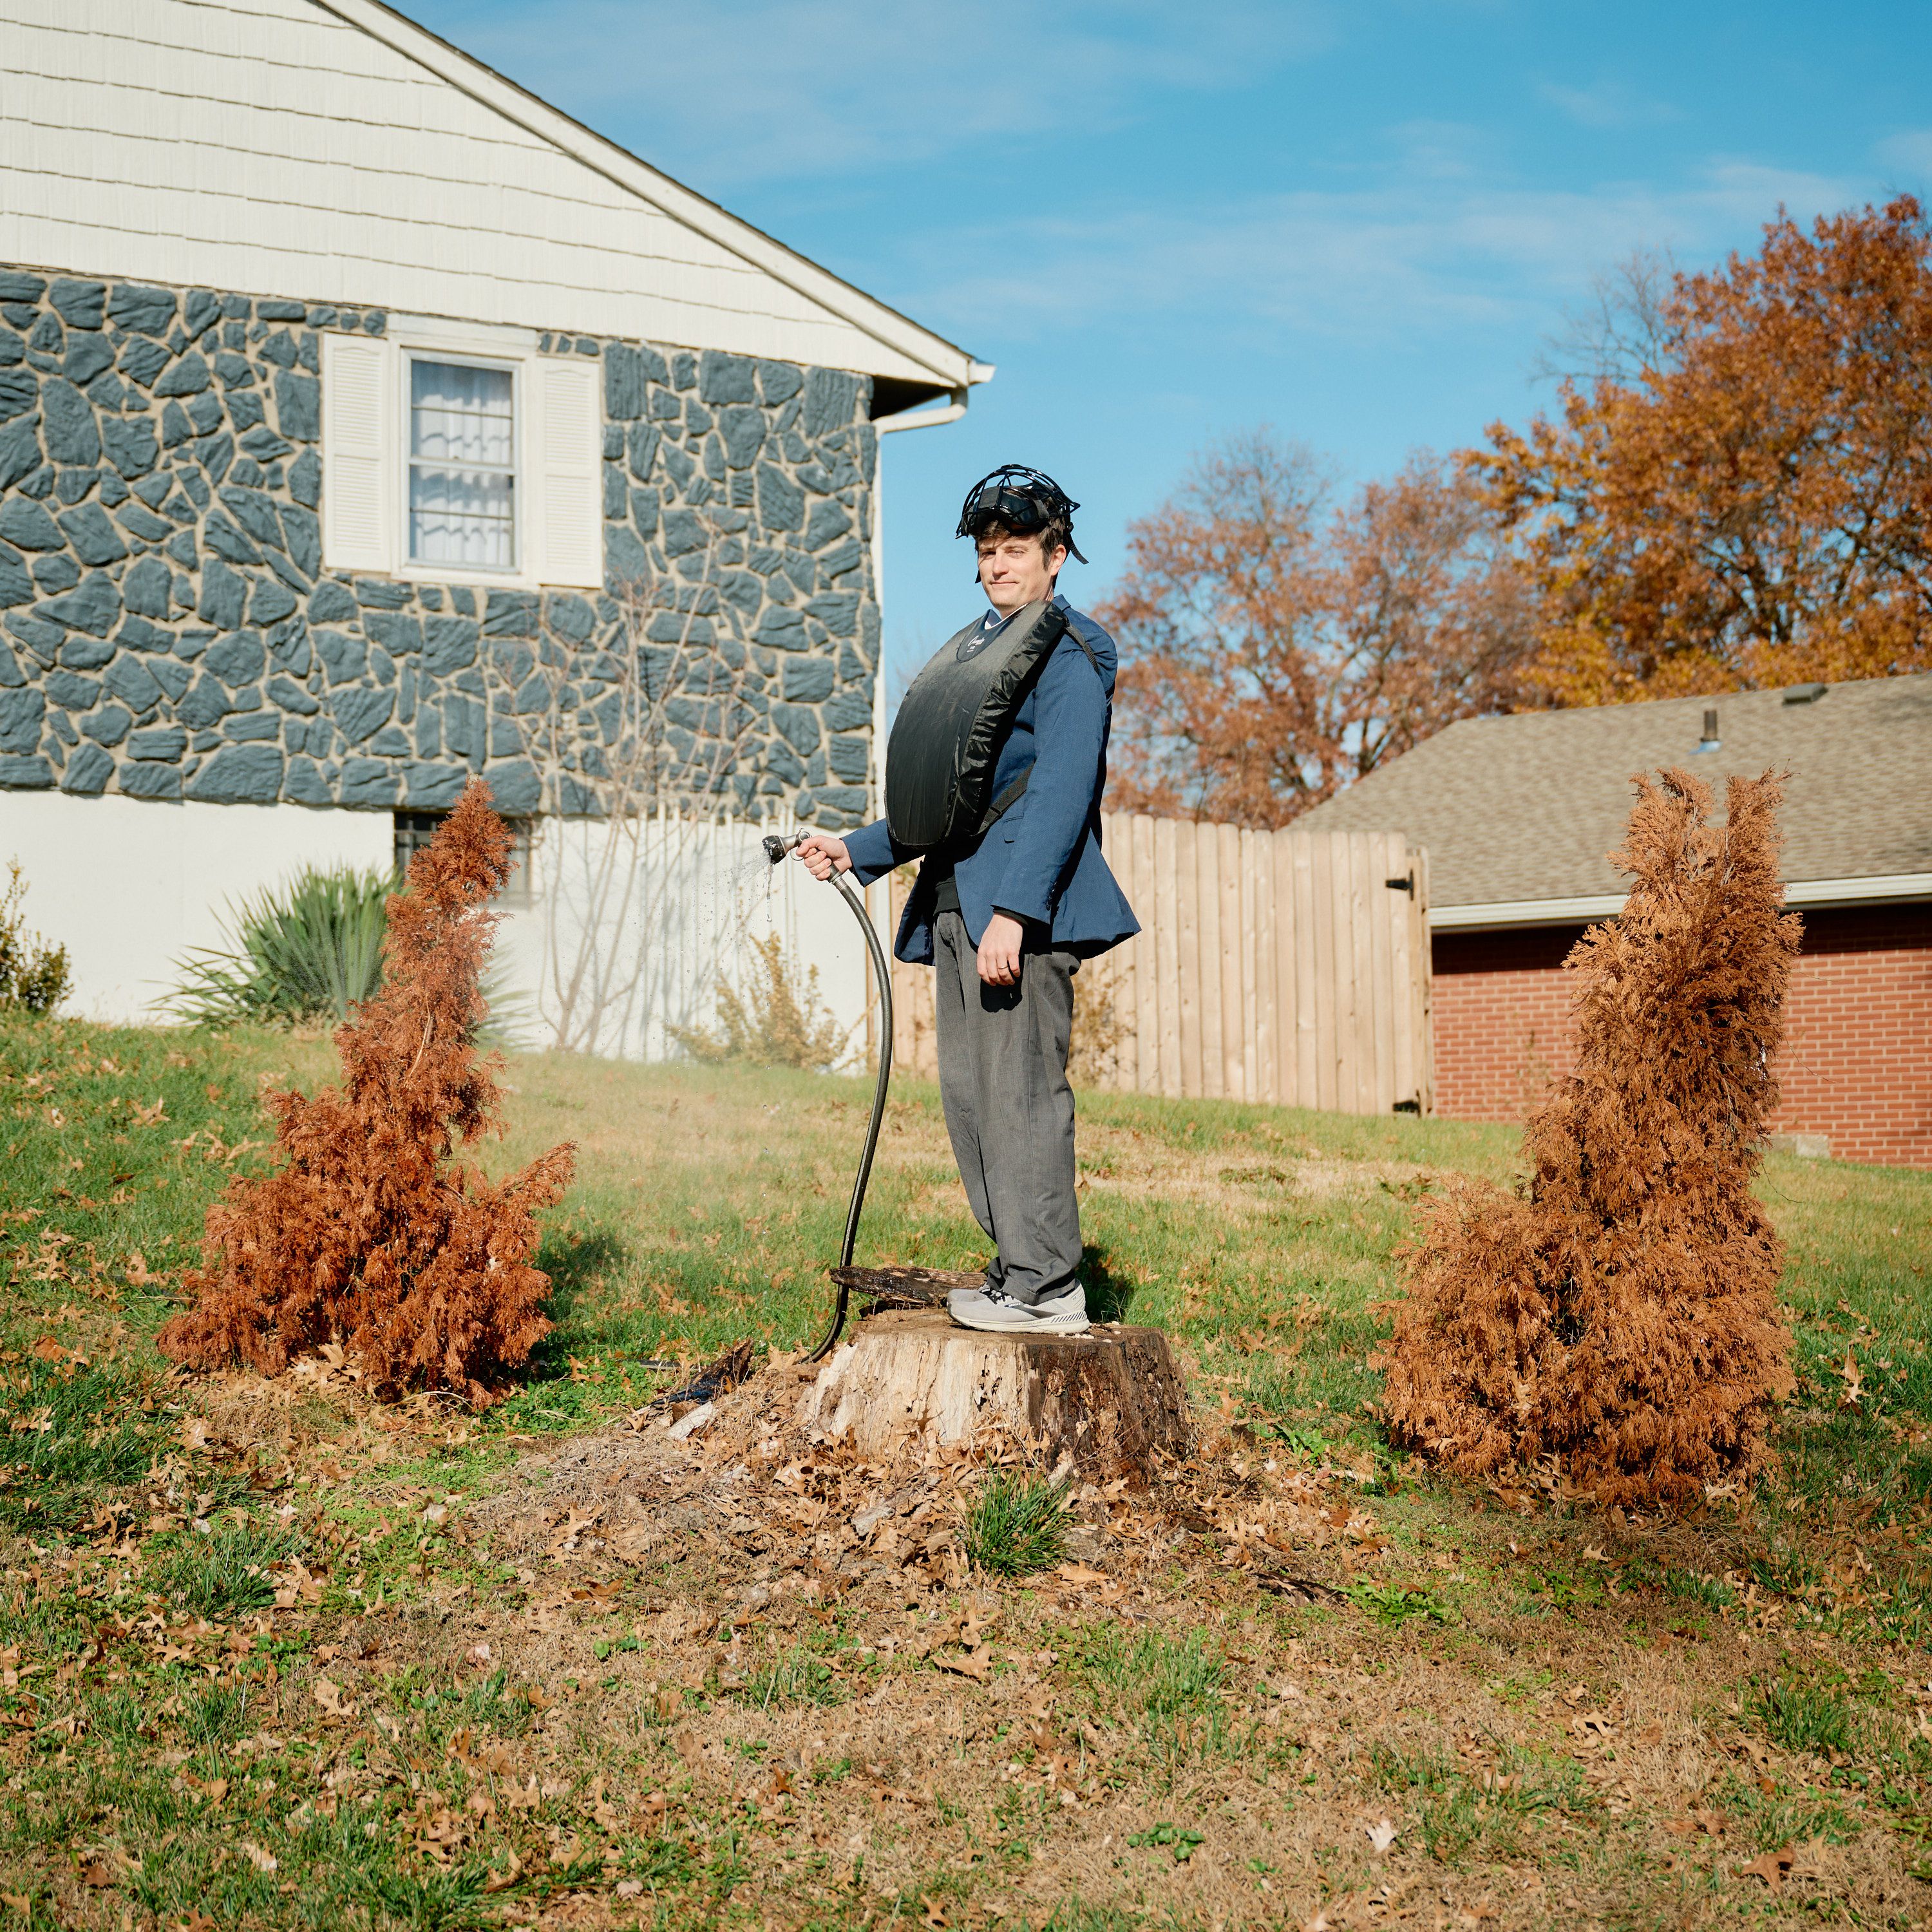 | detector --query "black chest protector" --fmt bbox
[884,600,1099,854]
